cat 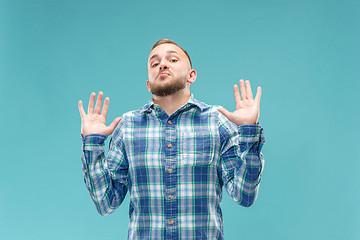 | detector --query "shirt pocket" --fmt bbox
[180,131,215,165]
